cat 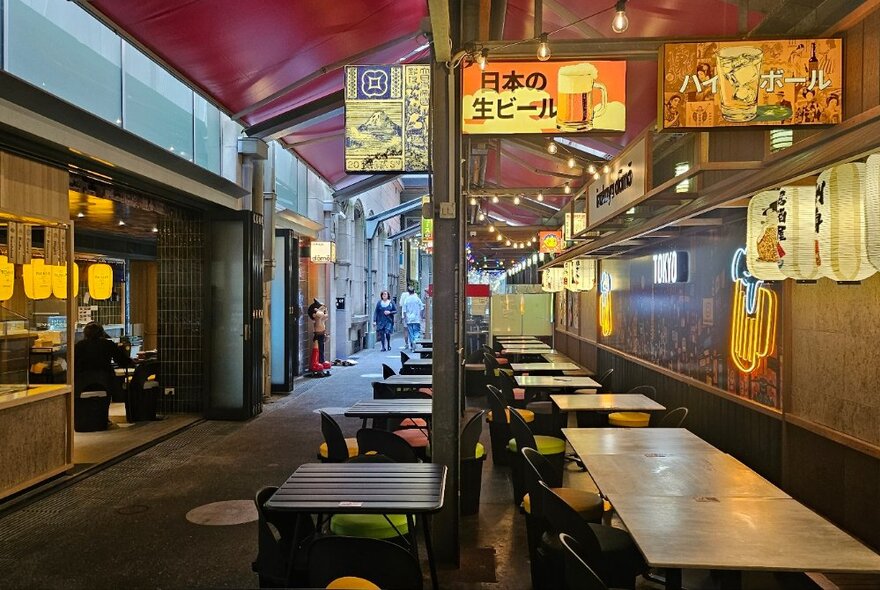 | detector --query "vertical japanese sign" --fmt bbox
[344,64,430,172]
[462,60,626,134]
[563,212,587,241]
[660,39,842,130]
